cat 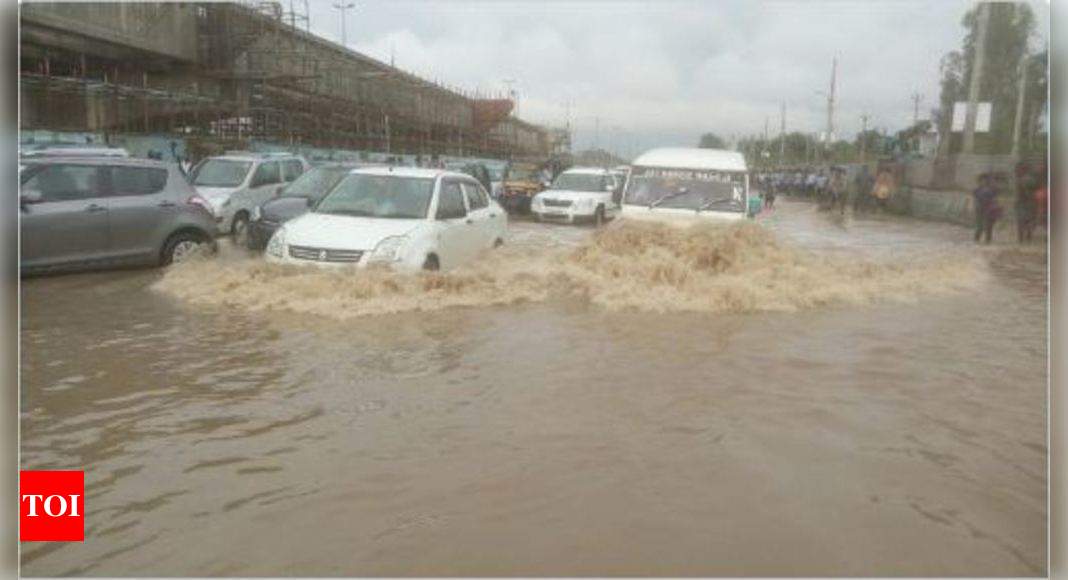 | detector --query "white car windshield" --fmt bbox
[192,159,252,187]
[316,174,434,219]
[552,173,605,192]
[624,167,746,212]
